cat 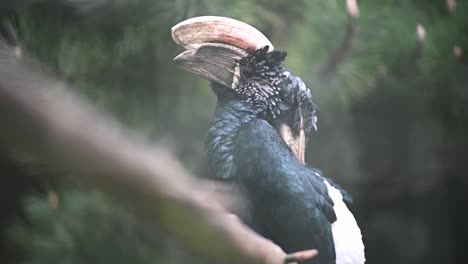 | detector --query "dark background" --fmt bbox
[1,0,467,263]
